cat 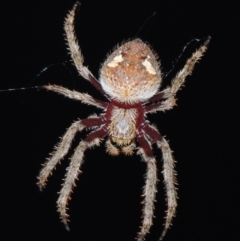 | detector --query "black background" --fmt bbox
[1,0,239,241]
